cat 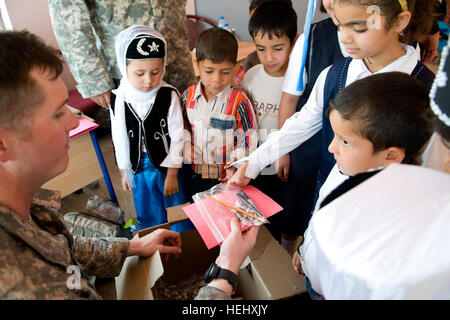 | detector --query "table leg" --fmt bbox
[90,130,118,205]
